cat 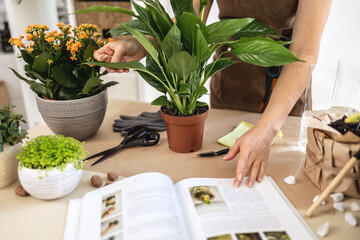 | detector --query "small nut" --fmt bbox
[91,175,103,188]
[107,172,118,181]
[15,185,29,197]
[105,181,113,186]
